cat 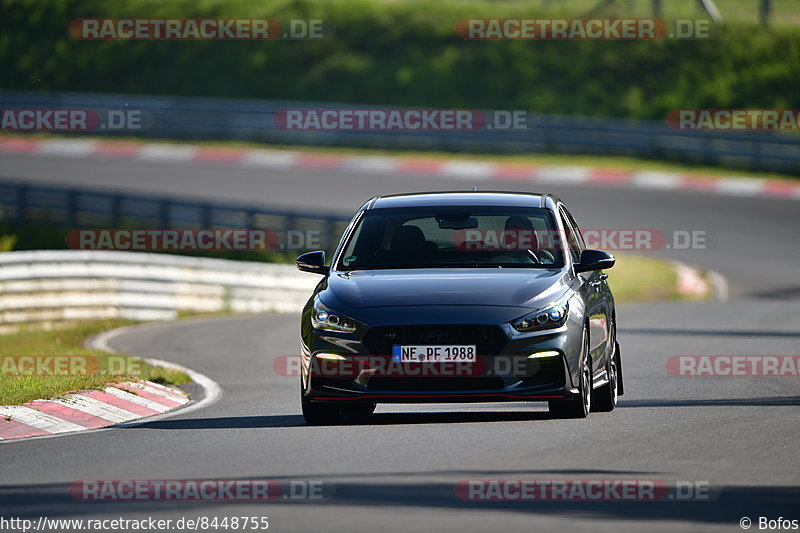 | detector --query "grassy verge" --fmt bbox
[608,252,689,303]
[0,320,190,406]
